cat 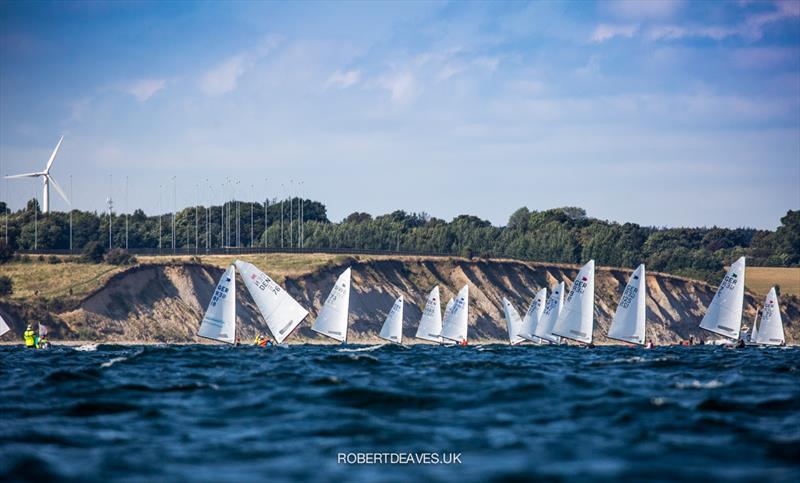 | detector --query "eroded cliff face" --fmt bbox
[15,257,799,344]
